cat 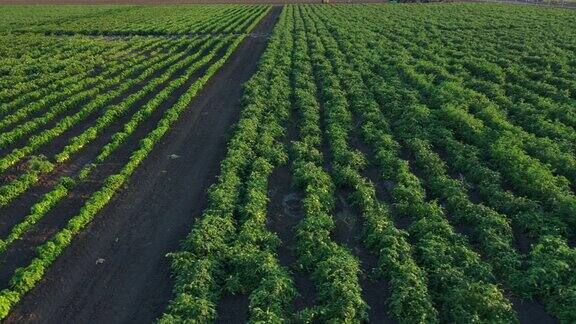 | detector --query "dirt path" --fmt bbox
[4,6,282,324]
